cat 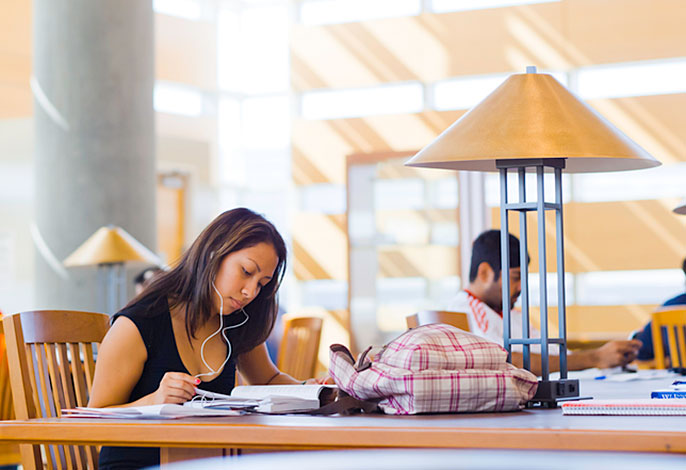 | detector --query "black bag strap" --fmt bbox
[308,390,379,415]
